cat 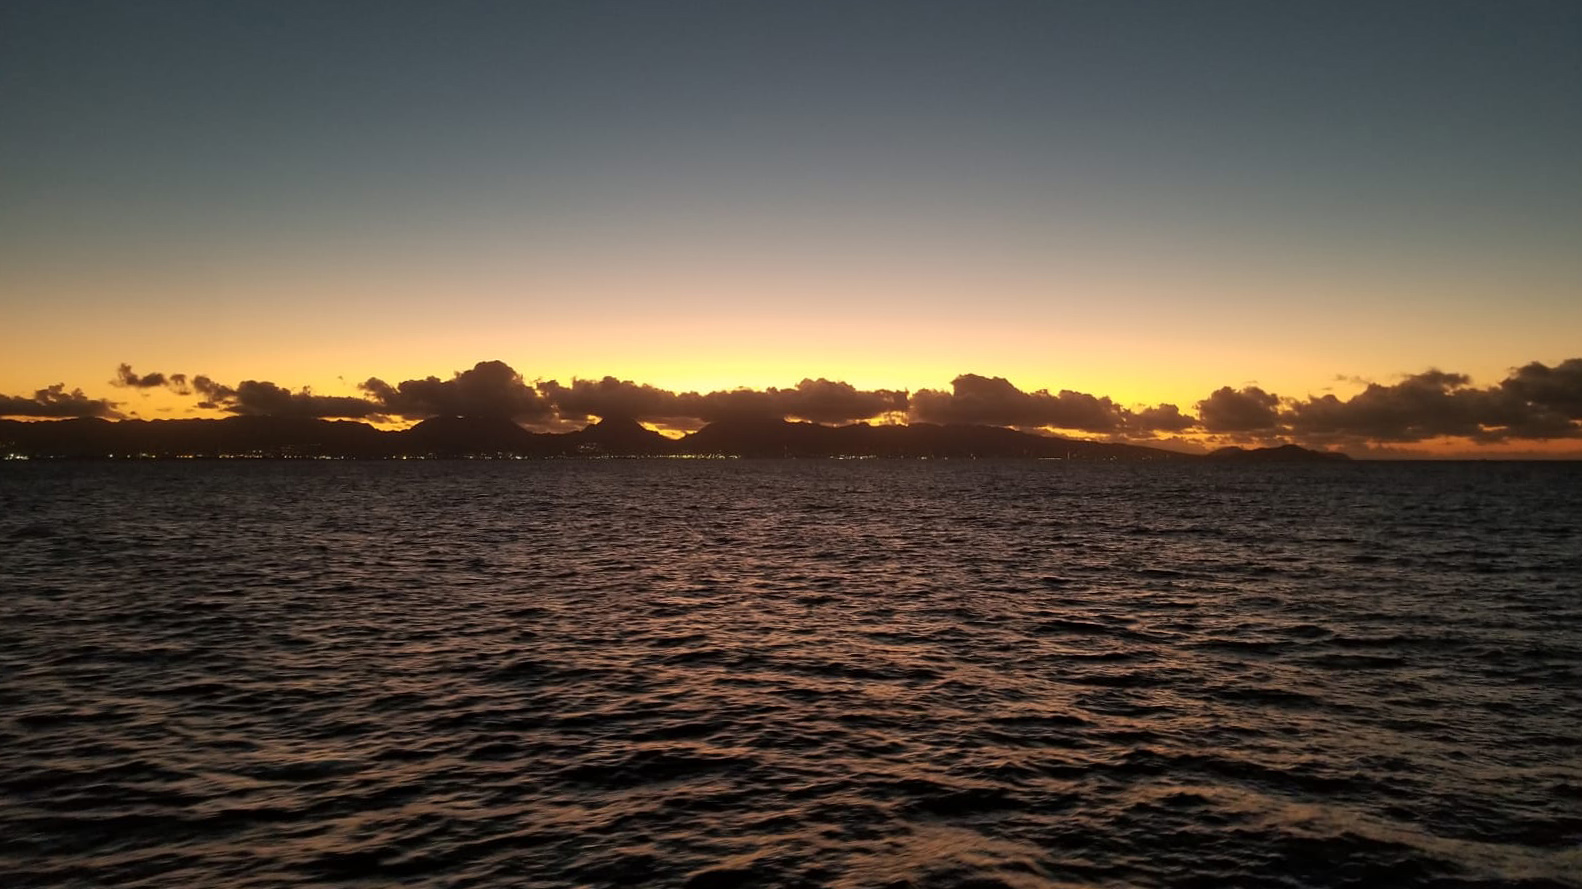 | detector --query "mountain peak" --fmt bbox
[588,414,646,433]
[1207,443,1350,461]
[575,415,672,454]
